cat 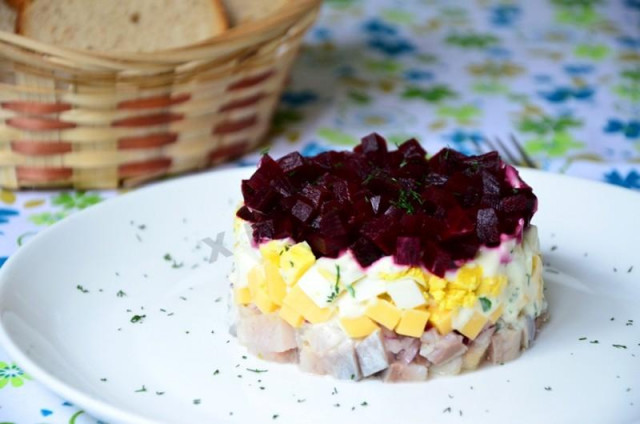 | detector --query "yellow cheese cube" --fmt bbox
[253,288,278,314]
[279,242,315,285]
[339,316,379,338]
[283,285,334,324]
[532,255,541,274]
[396,309,430,338]
[247,265,277,313]
[365,298,401,330]
[259,240,289,265]
[233,286,252,305]
[488,304,504,323]
[532,255,544,302]
[247,265,265,298]
[457,310,489,340]
[264,261,287,306]
[279,304,304,328]
[429,305,453,335]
